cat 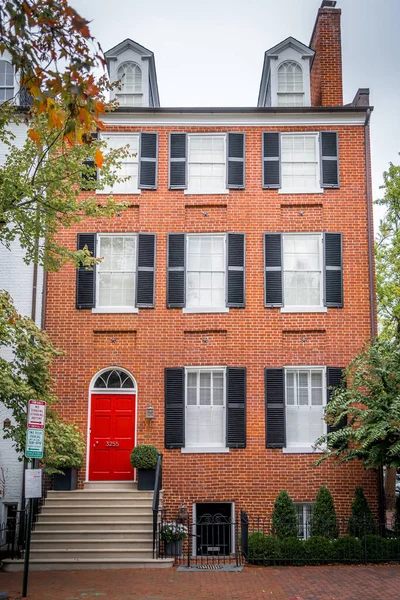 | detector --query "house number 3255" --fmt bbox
[105,441,119,447]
